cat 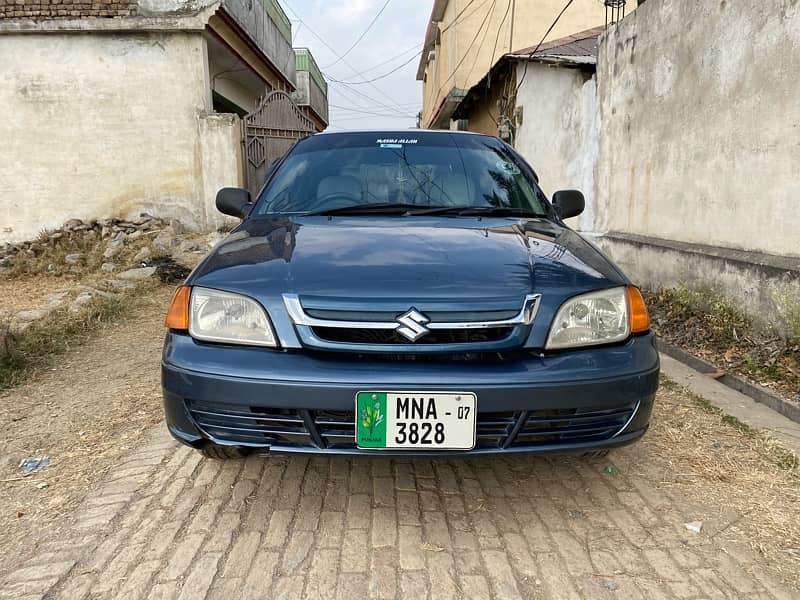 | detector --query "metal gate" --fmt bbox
[242,90,315,196]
